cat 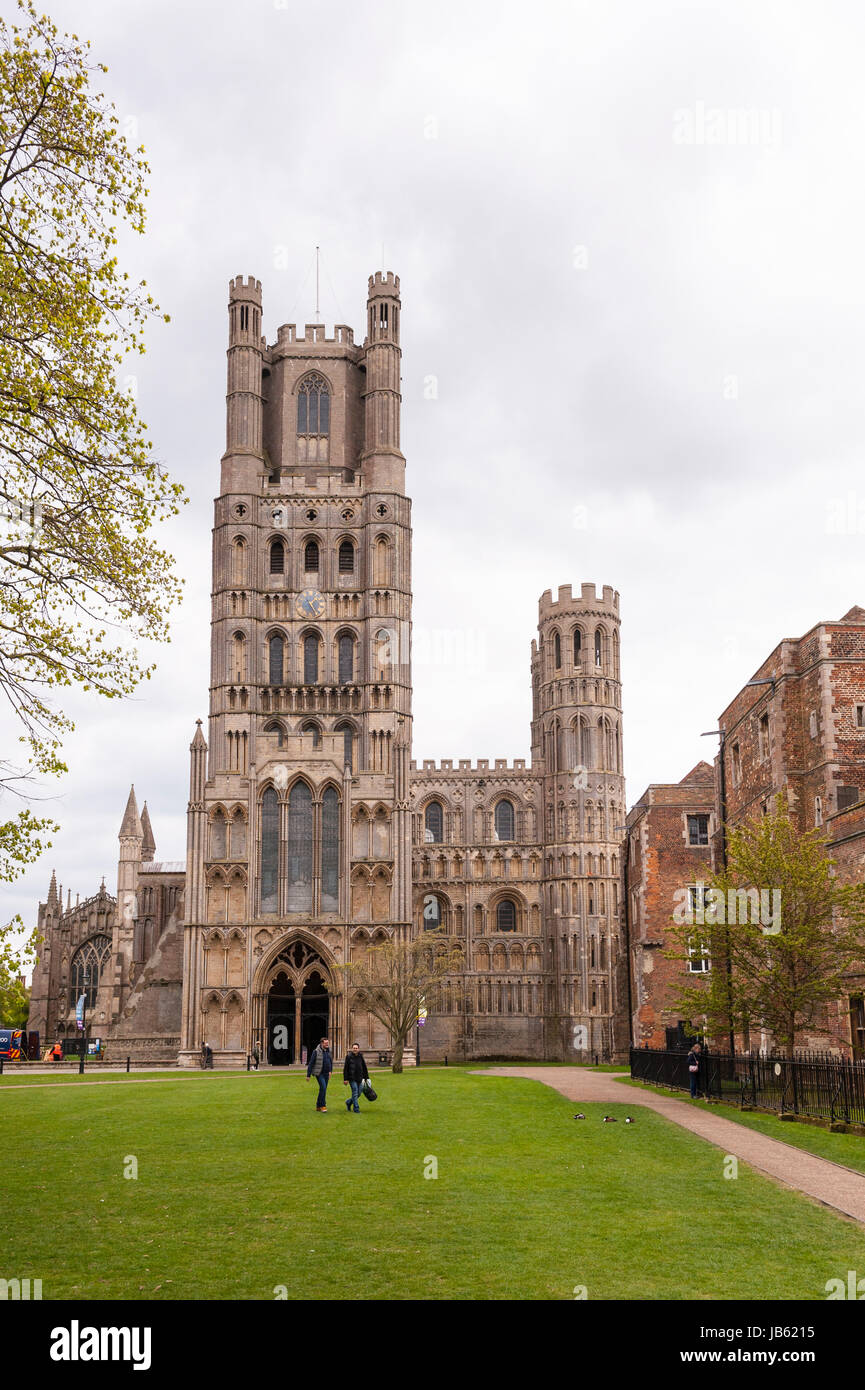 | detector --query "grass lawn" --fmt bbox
[623,1076,865,1176]
[3,1068,865,1301]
